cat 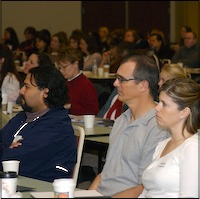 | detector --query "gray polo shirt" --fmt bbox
[98,108,169,196]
